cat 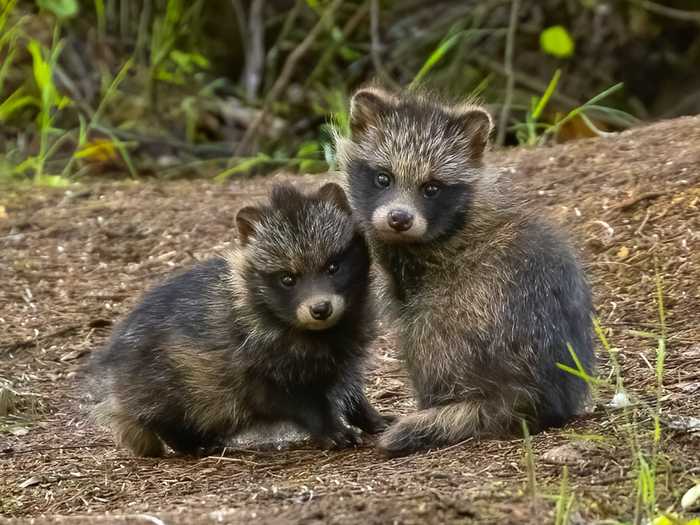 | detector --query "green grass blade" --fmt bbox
[94,0,105,37]
[0,88,38,122]
[0,0,18,35]
[94,127,138,178]
[214,154,273,181]
[584,104,640,127]
[91,58,133,125]
[532,69,561,121]
[627,329,660,339]
[410,31,463,88]
[541,82,626,144]
[655,270,667,339]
